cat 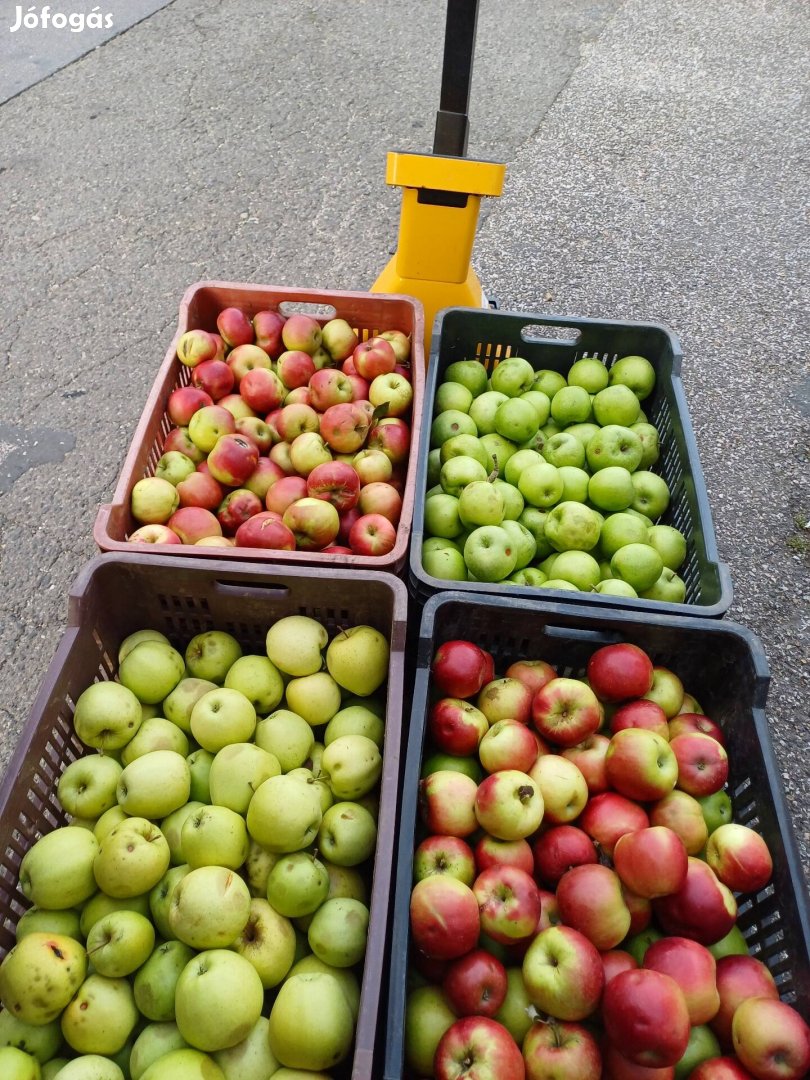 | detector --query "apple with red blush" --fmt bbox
[587,643,654,703]
[602,949,638,985]
[282,496,340,550]
[612,826,688,899]
[129,524,183,545]
[556,863,632,951]
[605,727,678,801]
[474,836,534,877]
[413,834,476,886]
[352,336,397,379]
[642,935,719,1024]
[705,823,773,894]
[602,968,691,1068]
[192,358,235,400]
[367,417,411,464]
[688,1058,755,1080]
[642,666,685,718]
[474,770,545,841]
[561,733,610,795]
[168,385,214,426]
[442,949,509,1018]
[648,790,709,855]
[434,1017,524,1080]
[521,924,604,1022]
[653,857,737,945]
[428,698,489,757]
[473,864,542,944]
[266,474,308,514]
[238,367,286,413]
[610,698,669,739]
[216,488,263,535]
[579,791,649,857]
[306,460,361,512]
[176,327,218,366]
[431,640,491,699]
[206,433,259,486]
[410,875,480,960]
[358,481,402,525]
[235,416,274,452]
[532,677,602,747]
[419,770,479,838]
[523,1020,602,1080]
[732,997,810,1080]
[176,469,225,510]
[168,505,222,544]
[478,719,540,774]
[712,954,779,1047]
[275,402,320,442]
[505,659,557,696]
[217,306,254,347]
[532,825,597,887]
[252,309,286,356]
[349,512,397,555]
[668,712,725,744]
[234,511,296,550]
